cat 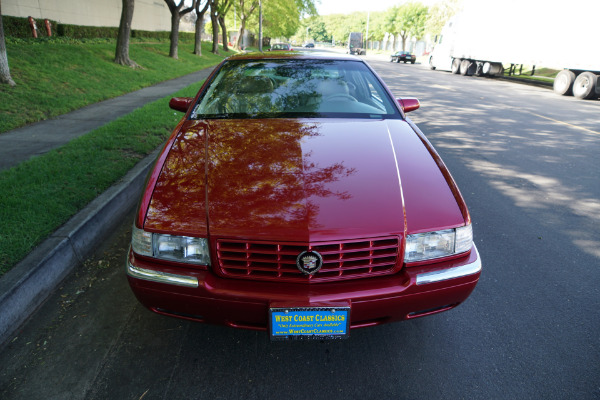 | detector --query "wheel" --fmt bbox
[451,58,461,74]
[429,57,436,70]
[553,70,576,96]
[460,59,475,76]
[481,62,503,76]
[474,62,484,76]
[572,72,598,99]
